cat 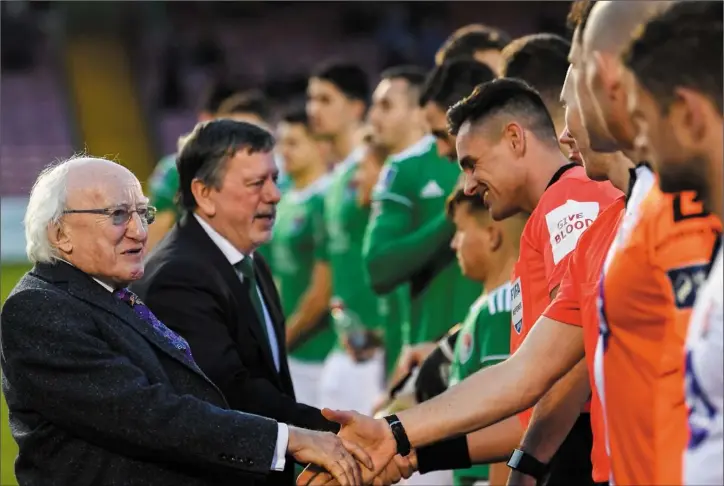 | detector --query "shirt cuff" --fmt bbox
[270,422,288,471]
